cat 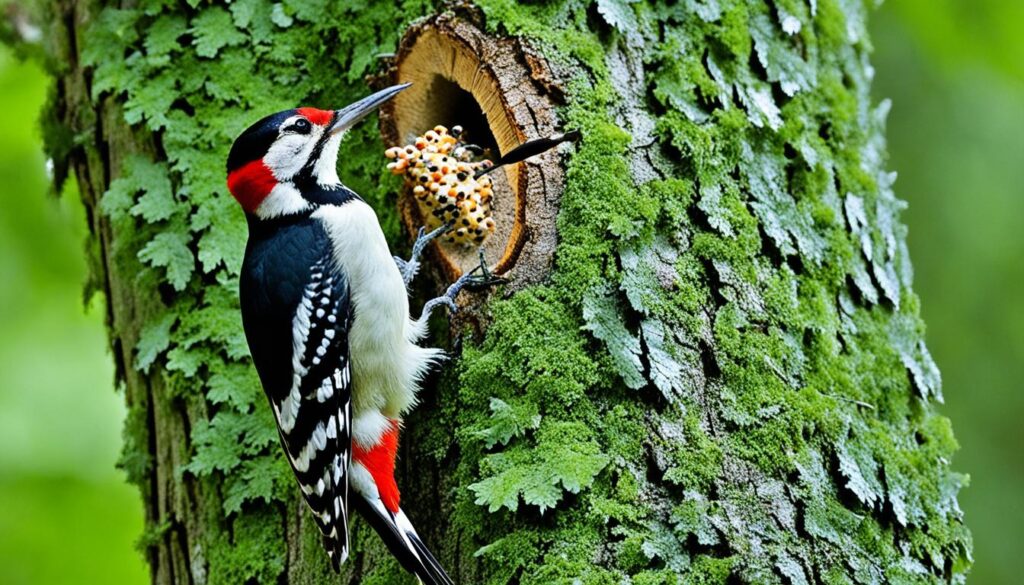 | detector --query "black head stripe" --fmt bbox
[227,109,299,173]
